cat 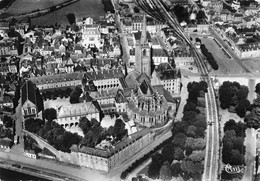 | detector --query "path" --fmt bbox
[242,128,256,181]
